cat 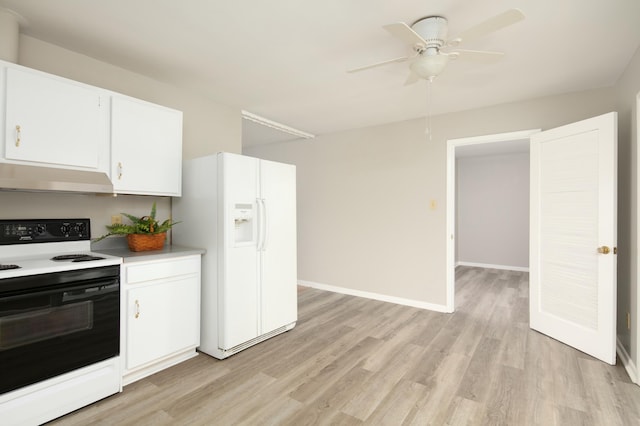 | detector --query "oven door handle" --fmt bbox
[62,282,119,302]
[0,279,119,302]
